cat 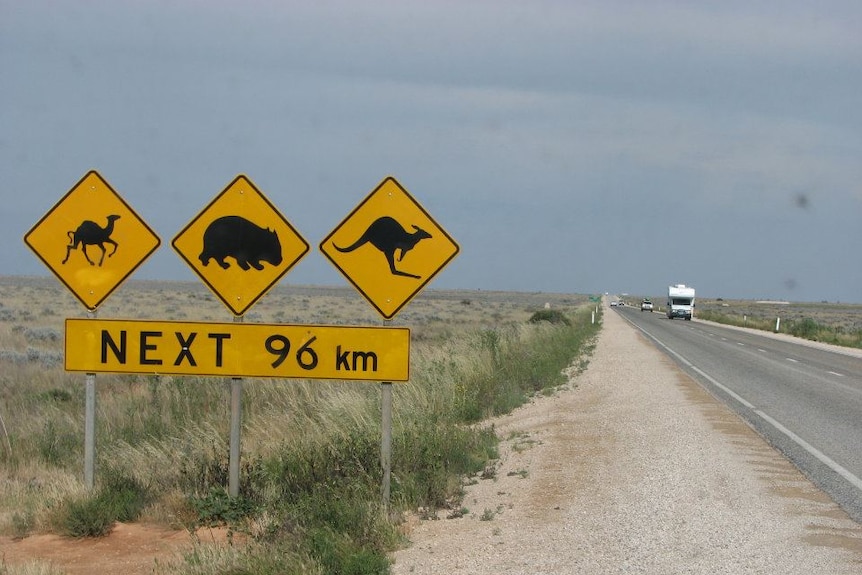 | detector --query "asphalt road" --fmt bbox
[614,305,862,523]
